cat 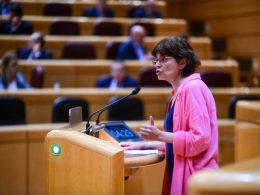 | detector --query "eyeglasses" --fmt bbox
[152,56,174,66]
